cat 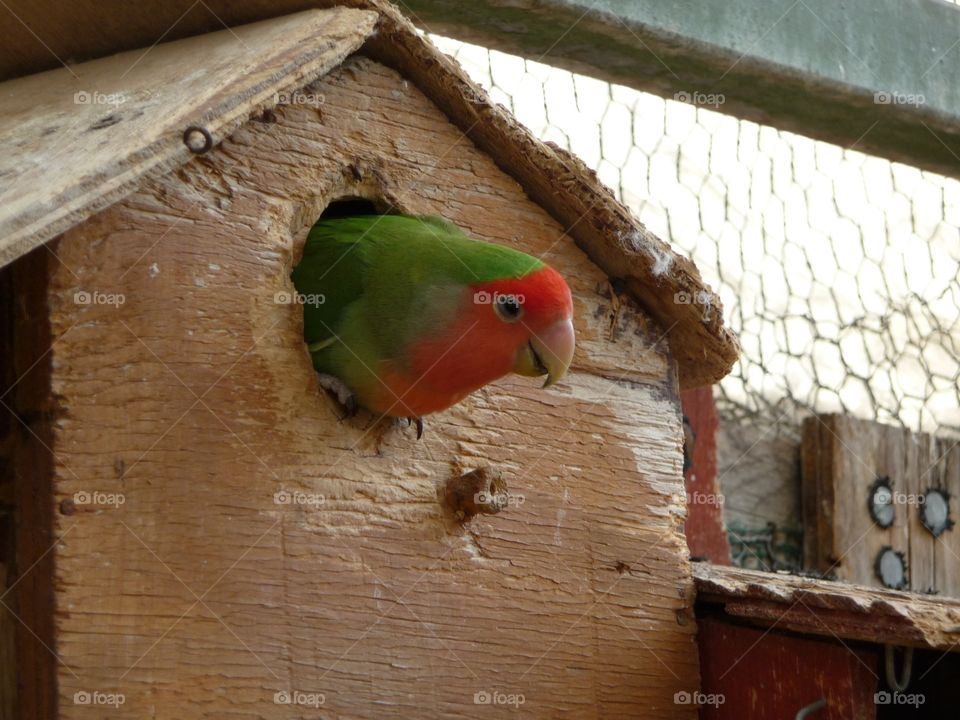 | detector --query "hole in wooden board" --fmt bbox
[318,197,380,219]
